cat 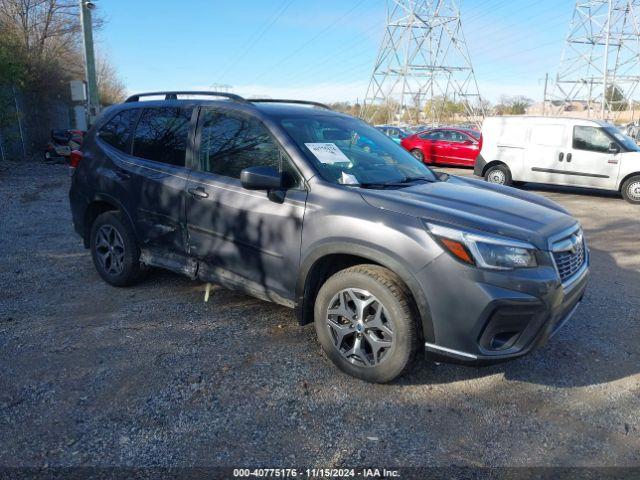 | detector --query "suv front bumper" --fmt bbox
[416,248,589,365]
